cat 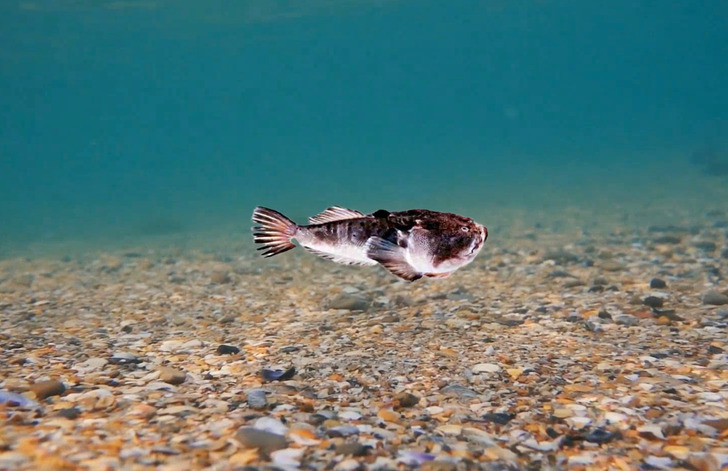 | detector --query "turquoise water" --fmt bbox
[1,1,727,255]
